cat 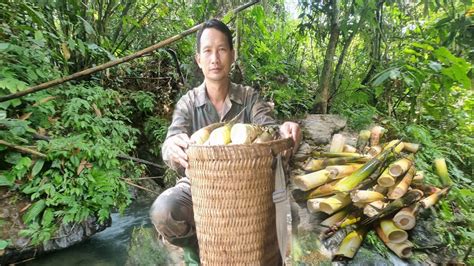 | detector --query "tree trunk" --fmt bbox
[330,3,367,102]
[314,0,340,114]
